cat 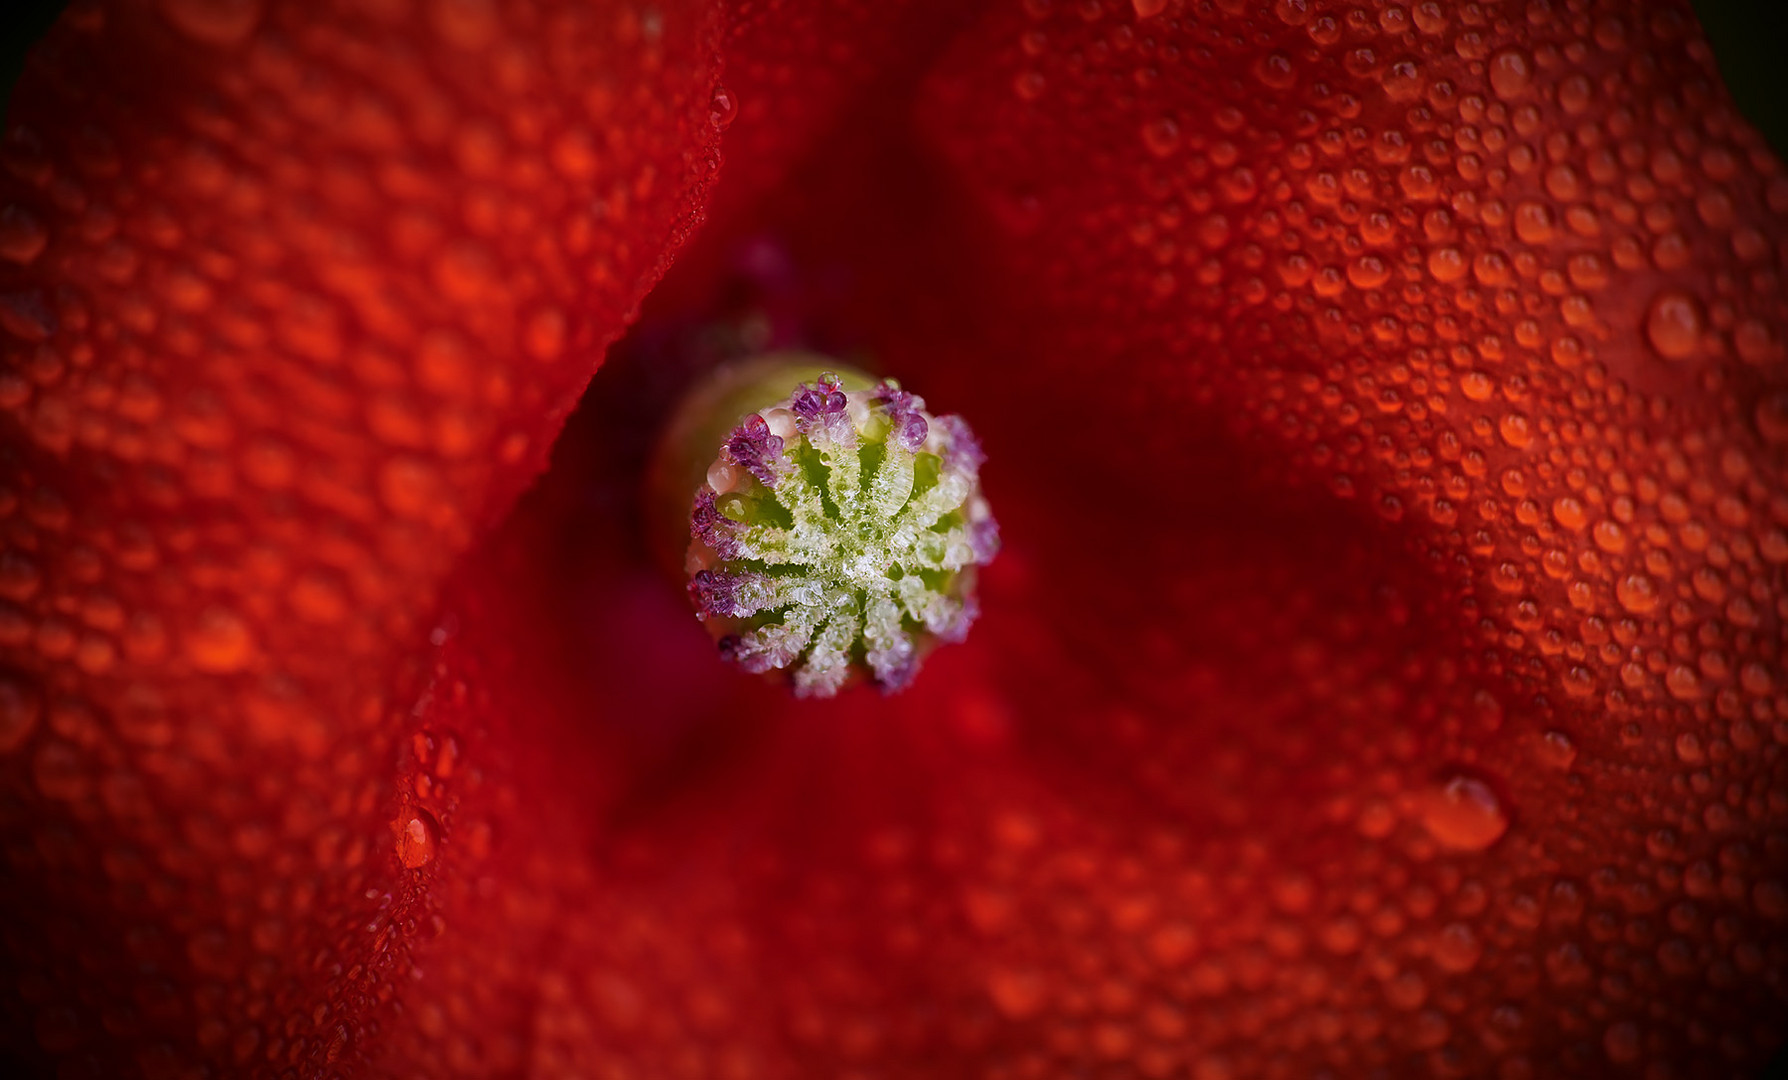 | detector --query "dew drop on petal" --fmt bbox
[0,672,41,753]
[1419,774,1509,852]
[1604,1021,1643,1064]
[156,0,263,47]
[395,808,439,869]
[1534,730,1577,770]
[1498,412,1532,449]
[0,205,48,265]
[1615,573,1659,614]
[1487,48,1532,99]
[1644,289,1703,361]
[1753,391,1788,444]
[986,967,1046,1020]
[709,85,738,130]
[1433,922,1483,973]
[185,607,255,673]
